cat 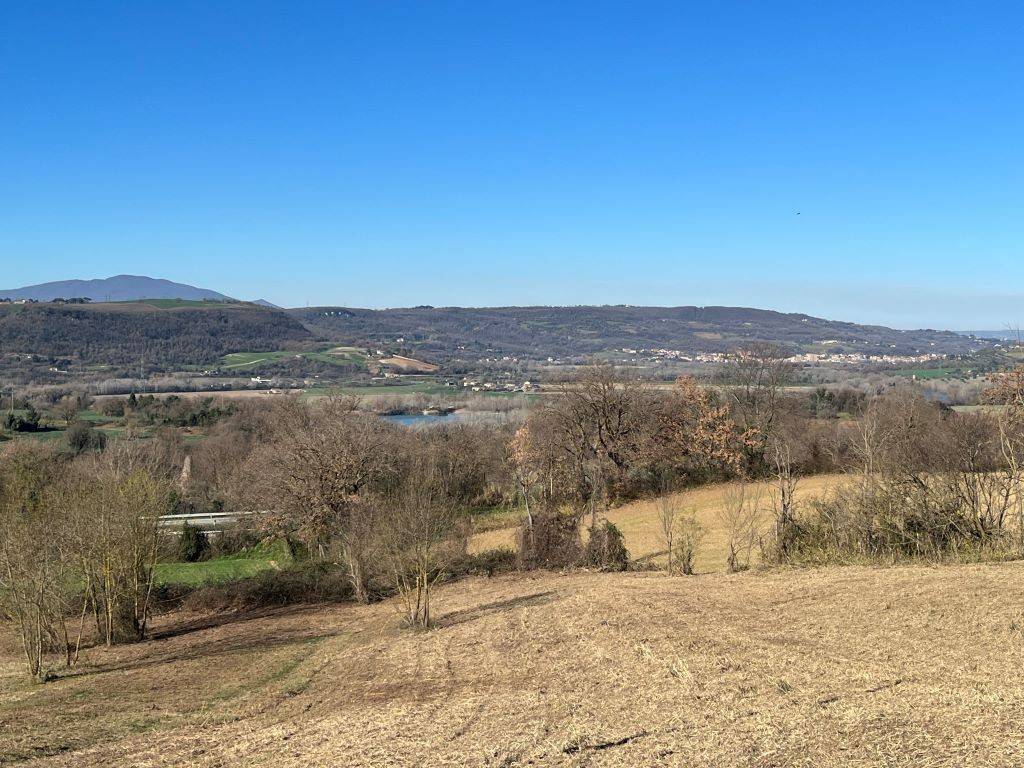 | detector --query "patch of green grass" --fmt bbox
[75,409,112,423]
[155,558,276,586]
[11,428,66,443]
[892,367,961,379]
[154,540,291,587]
[219,347,368,371]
